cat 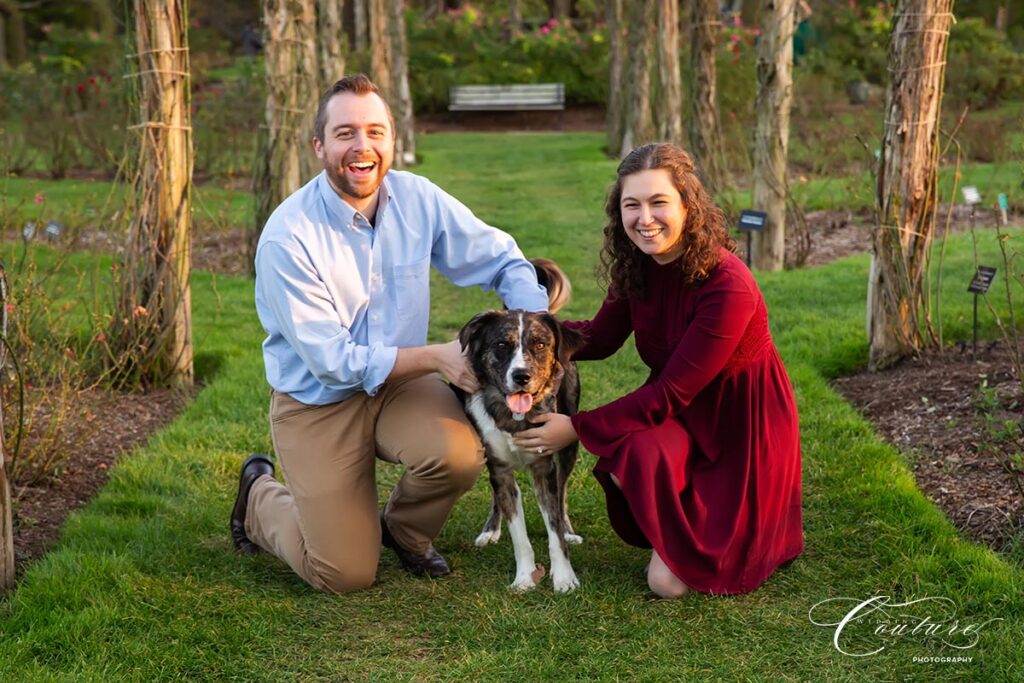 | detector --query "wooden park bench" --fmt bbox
[448,83,565,126]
